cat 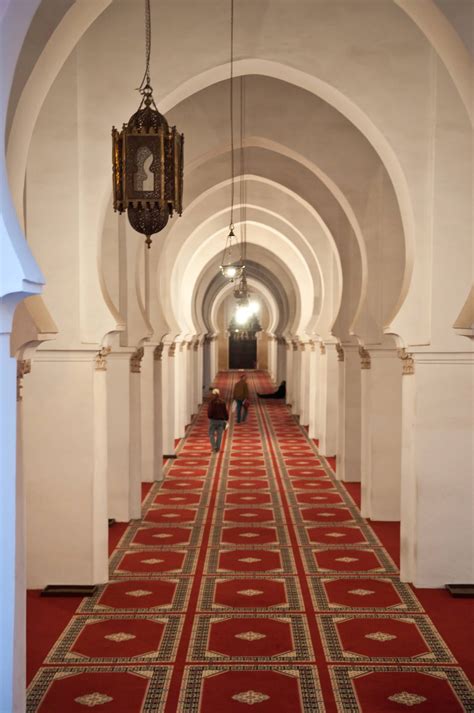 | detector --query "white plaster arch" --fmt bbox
[170,218,313,337]
[208,279,280,336]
